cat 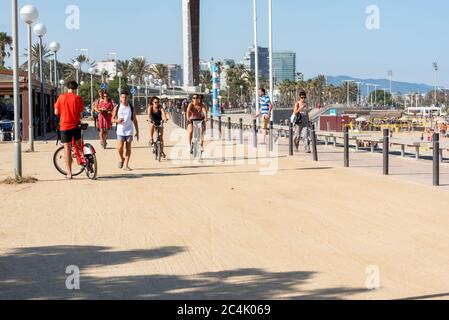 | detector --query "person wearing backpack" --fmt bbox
[112,91,139,171]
